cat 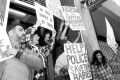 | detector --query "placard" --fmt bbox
[46,0,64,20]
[62,6,85,30]
[64,43,92,80]
[0,0,13,62]
[34,2,54,31]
